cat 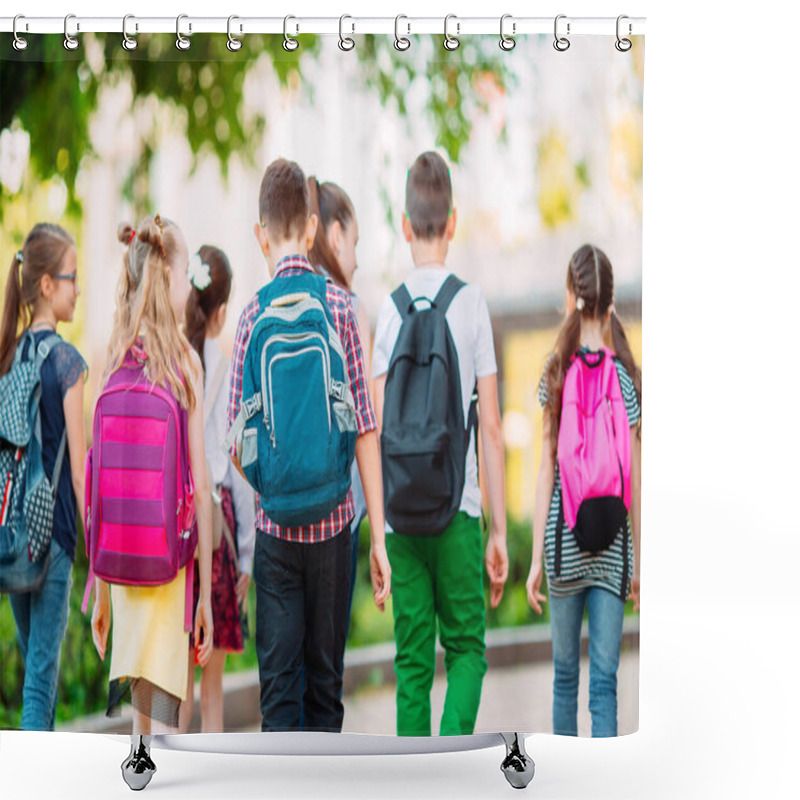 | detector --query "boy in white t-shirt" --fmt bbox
[372,151,508,736]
